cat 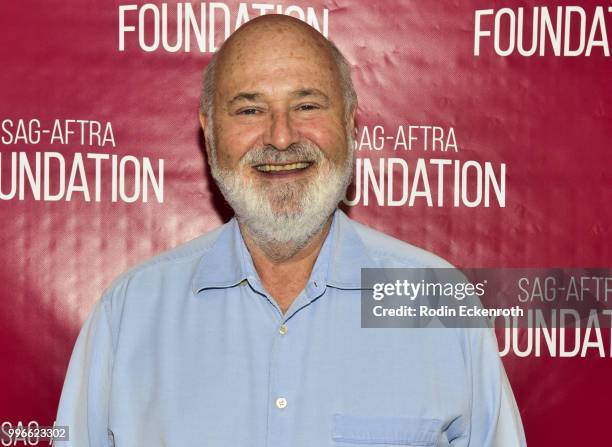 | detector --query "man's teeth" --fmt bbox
[256,162,310,172]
